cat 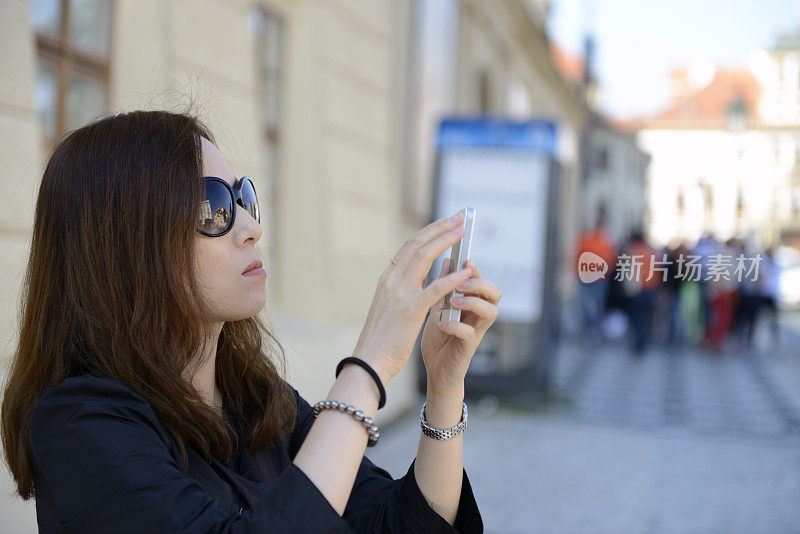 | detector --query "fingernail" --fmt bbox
[449,212,463,222]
